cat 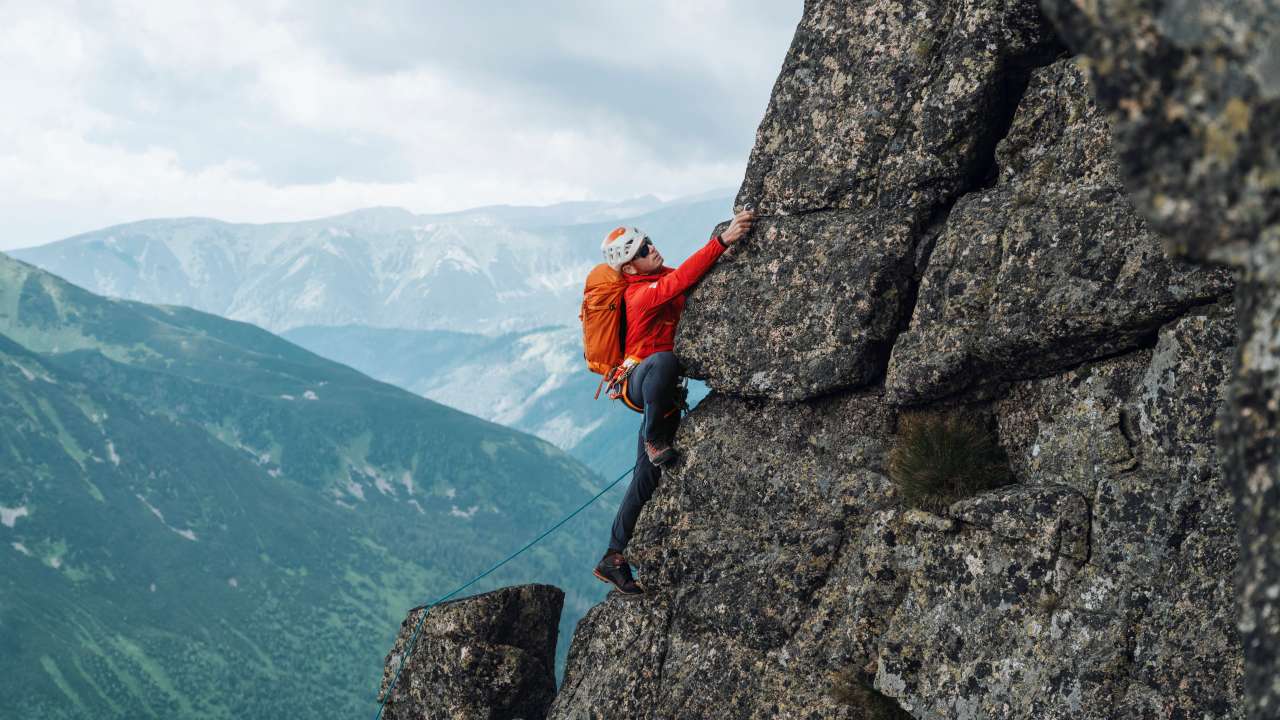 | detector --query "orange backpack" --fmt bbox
[580,264,628,376]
